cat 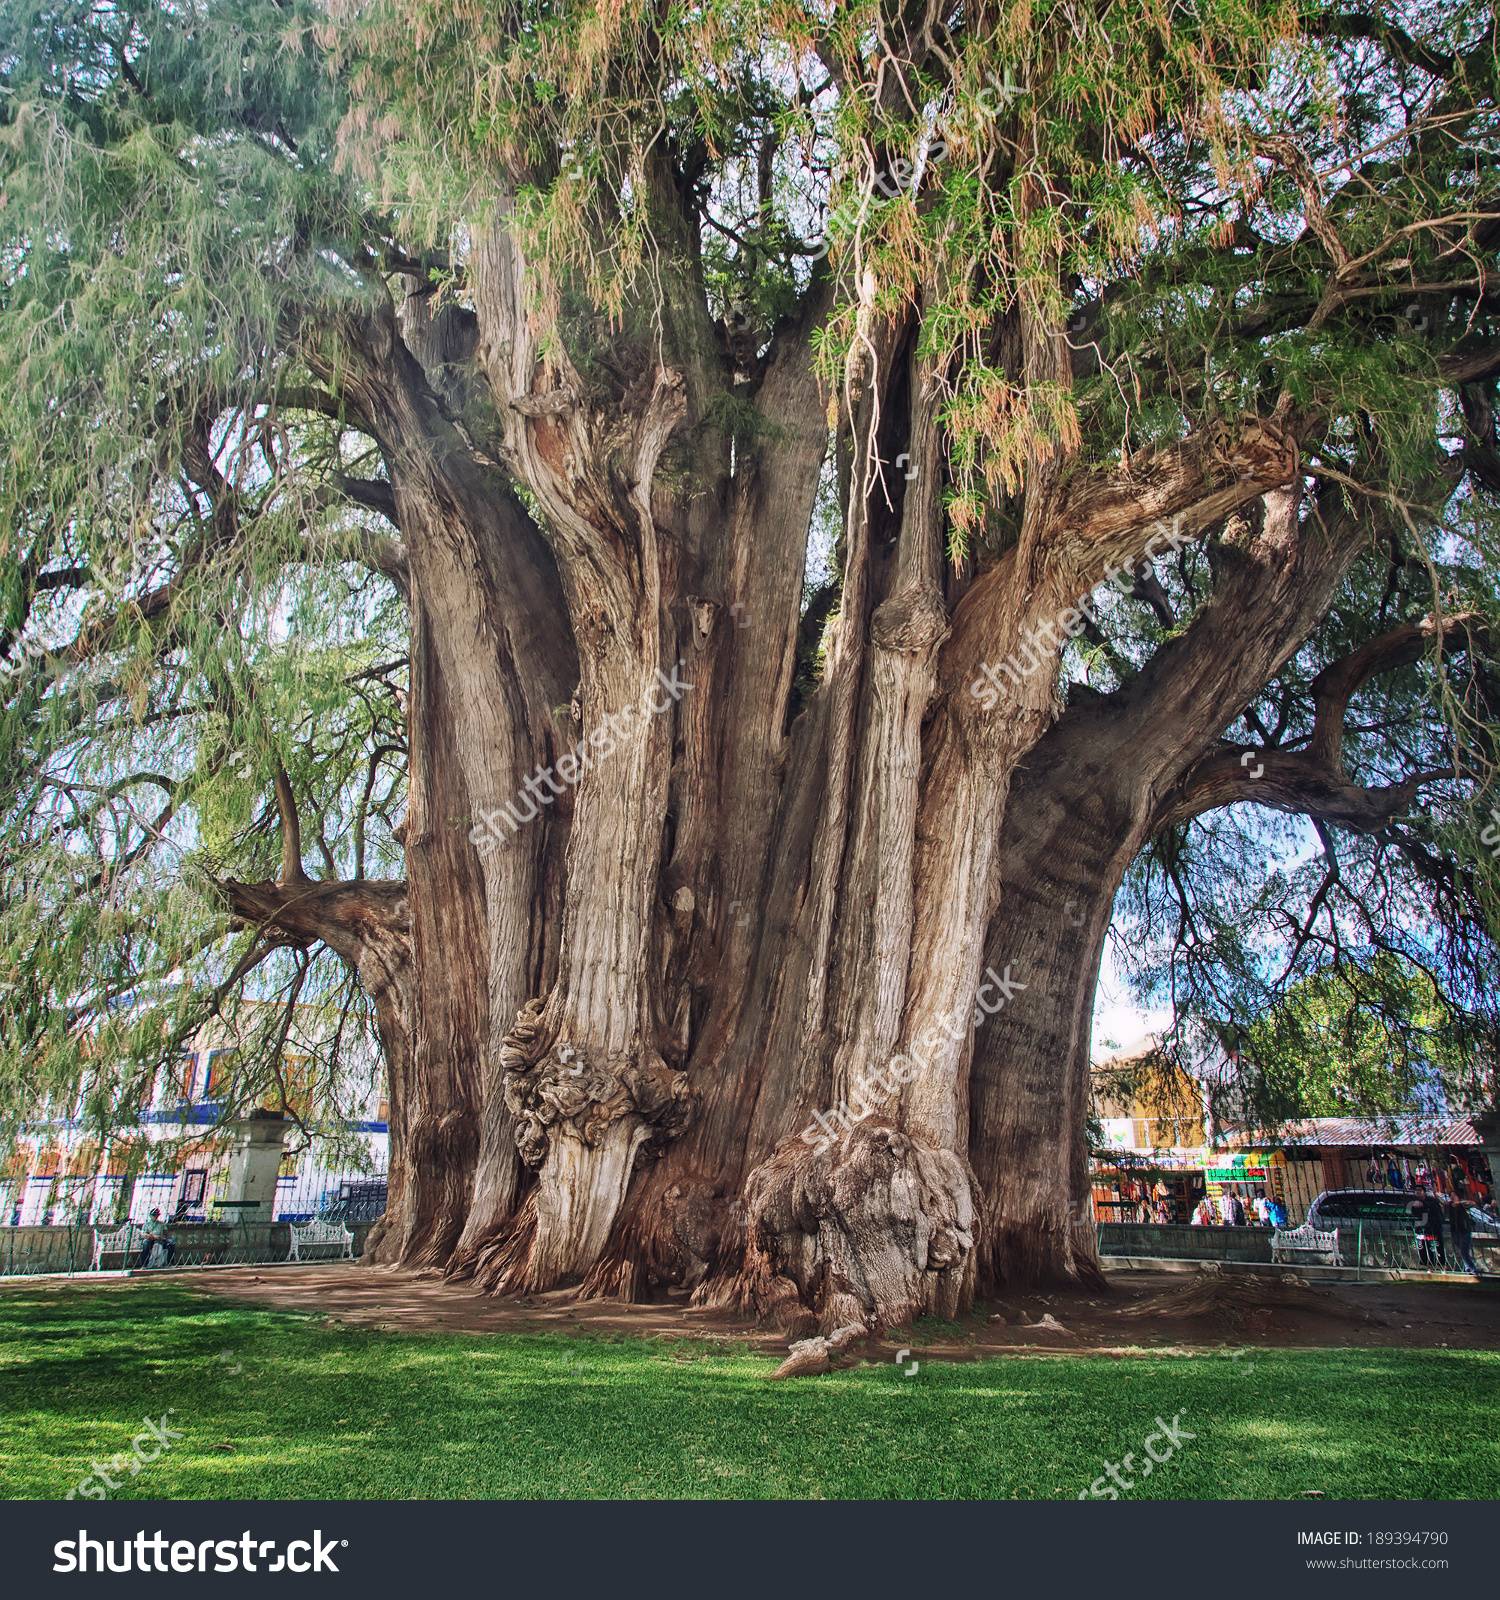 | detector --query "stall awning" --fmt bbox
[1223,1115,1484,1149]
